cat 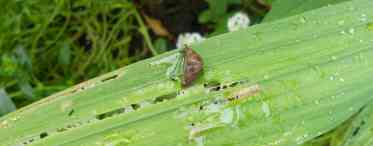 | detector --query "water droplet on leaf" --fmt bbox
[337,20,345,25]
[348,28,355,34]
[299,16,307,23]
